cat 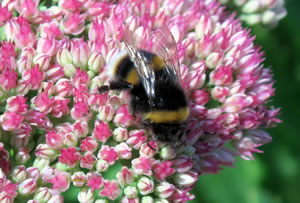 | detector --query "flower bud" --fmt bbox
[63,132,78,147]
[137,177,154,195]
[115,142,132,159]
[35,144,57,160]
[80,137,98,152]
[125,16,139,32]
[160,146,176,160]
[153,161,175,181]
[97,104,115,122]
[0,112,24,131]
[50,97,70,118]
[48,195,64,203]
[96,159,109,172]
[206,51,223,69]
[31,92,53,114]
[18,178,37,196]
[6,95,28,115]
[80,151,97,170]
[15,149,30,164]
[120,197,139,203]
[97,146,118,166]
[87,70,95,79]
[46,130,63,149]
[15,0,39,19]
[93,121,112,143]
[88,52,104,73]
[155,182,175,199]
[114,104,133,127]
[139,141,158,158]
[141,196,154,203]
[240,13,261,25]
[64,63,77,77]
[132,156,154,176]
[127,130,147,150]
[188,69,206,90]
[17,47,35,74]
[124,186,138,198]
[154,199,169,203]
[210,65,233,86]
[57,48,73,67]
[78,187,94,203]
[173,155,193,173]
[261,10,276,25]
[71,39,90,69]
[33,158,50,171]
[55,78,73,97]
[59,147,81,168]
[211,86,229,103]
[45,64,65,82]
[173,171,198,188]
[224,94,253,113]
[60,12,87,35]
[242,0,262,13]
[36,37,58,56]
[113,127,128,142]
[195,14,214,39]
[116,167,134,186]
[11,165,27,183]
[98,180,120,200]
[33,187,52,203]
[33,54,51,71]
[71,171,87,187]
[72,121,88,139]
[26,167,40,181]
